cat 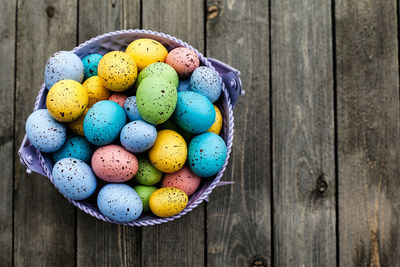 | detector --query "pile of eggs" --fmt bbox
[25,38,227,223]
